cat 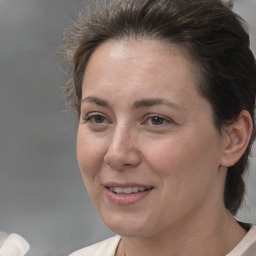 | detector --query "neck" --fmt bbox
[117,207,246,256]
